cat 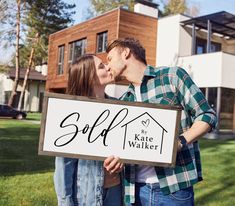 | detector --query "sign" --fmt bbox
[39,92,182,167]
